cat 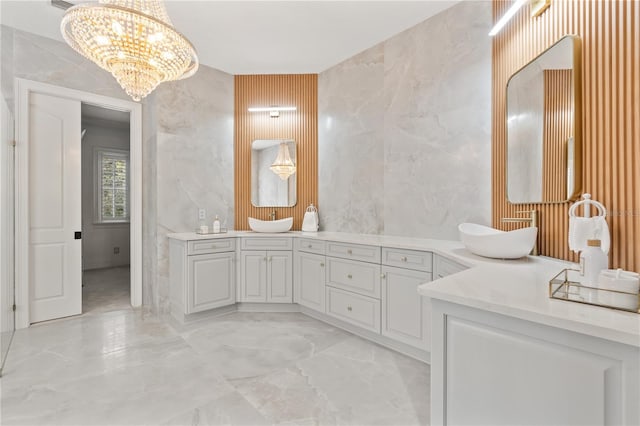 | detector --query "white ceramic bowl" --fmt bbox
[458,223,538,259]
[248,217,293,233]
